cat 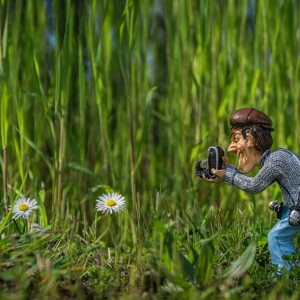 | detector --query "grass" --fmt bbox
[0,0,300,298]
